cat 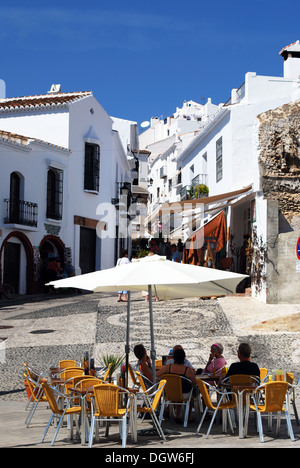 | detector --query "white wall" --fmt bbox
[68,95,130,271]
[0,110,69,148]
[244,72,300,105]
